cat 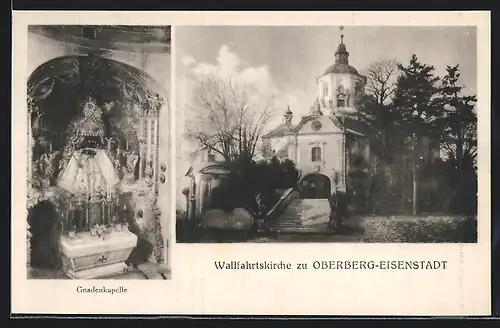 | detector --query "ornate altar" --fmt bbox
[26,56,165,279]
